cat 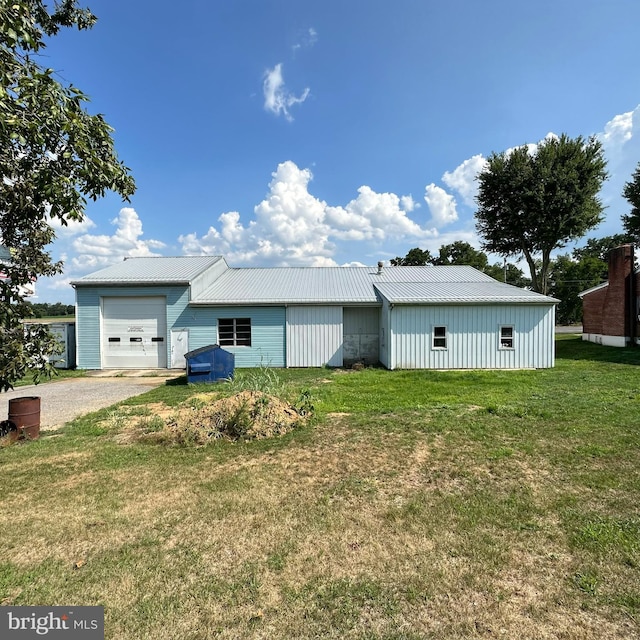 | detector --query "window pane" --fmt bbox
[433,326,447,348]
[237,318,251,346]
[500,326,514,348]
[218,318,251,346]
[218,318,234,345]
